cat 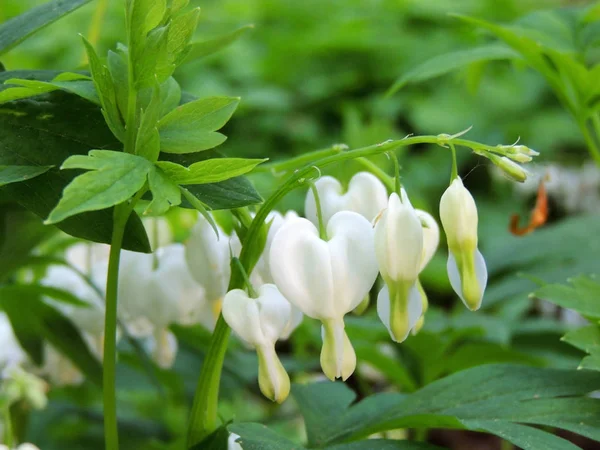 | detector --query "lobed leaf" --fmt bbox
[0,75,98,105]
[158,96,240,153]
[184,25,254,62]
[156,157,266,185]
[46,150,153,224]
